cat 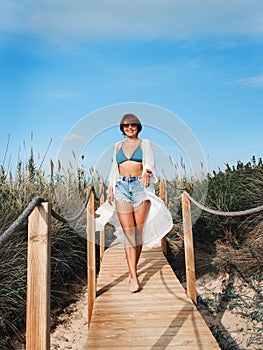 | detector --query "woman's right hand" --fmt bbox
[108,187,114,206]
